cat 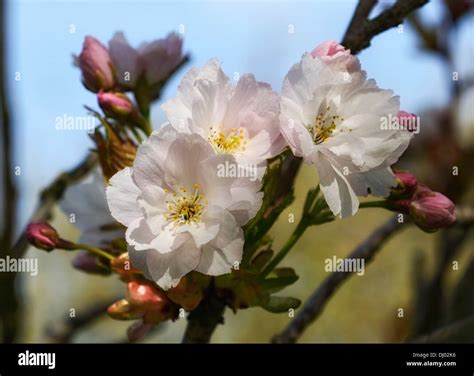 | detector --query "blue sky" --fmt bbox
[5,0,472,229]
